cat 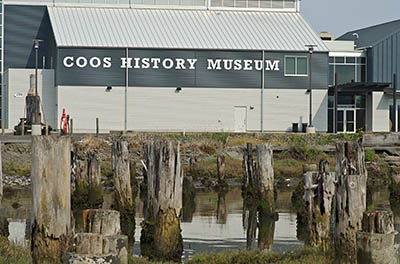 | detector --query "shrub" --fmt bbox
[365,149,376,161]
